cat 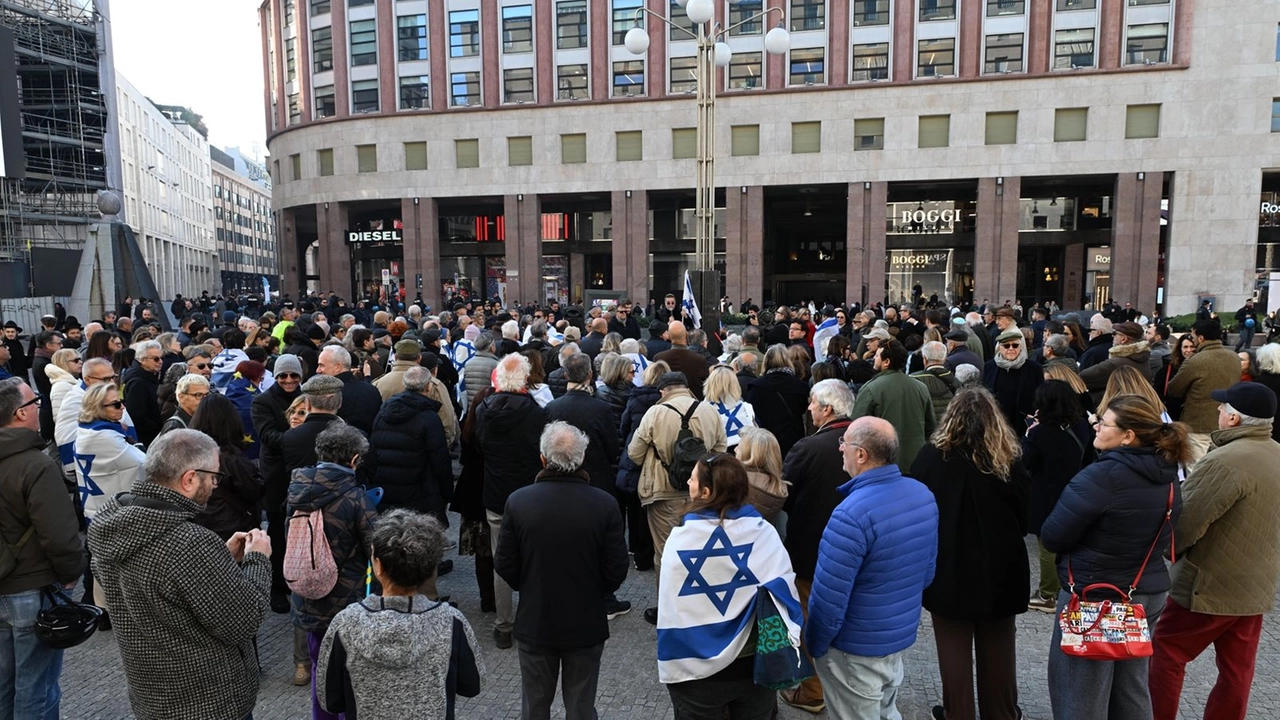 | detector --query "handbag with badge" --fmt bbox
[1058,484,1174,660]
